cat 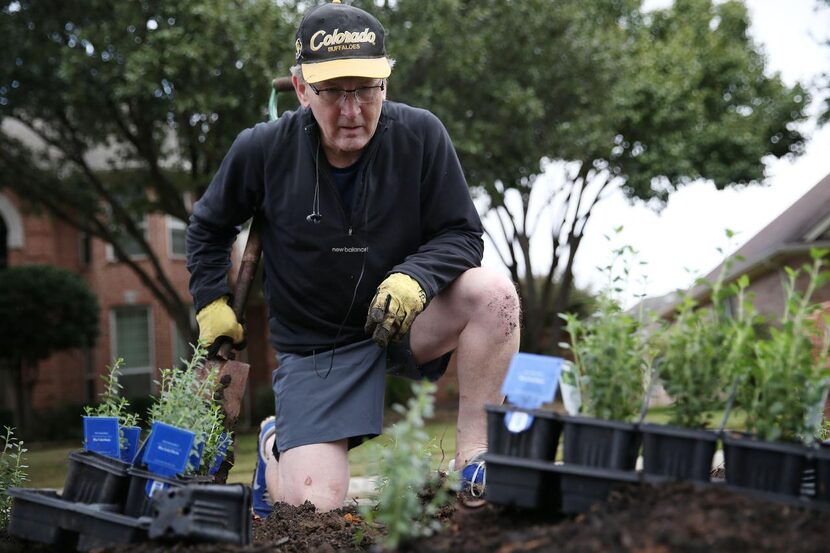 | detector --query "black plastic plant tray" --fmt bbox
[640,423,718,482]
[722,434,809,497]
[63,449,131,508]
[551,463,641,514]
[481,453,560,510]
[124,467,187,517]
[561,415,641,470]
[486,405,562,461]
[149,483,252,545]
[6,487,150,551]
[124,467,215,518]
